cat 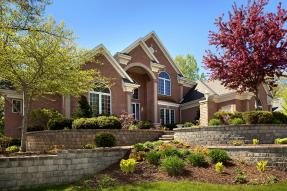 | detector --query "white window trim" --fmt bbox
[160,108,175,124]
[88,89,112,115]
[12,99,22,113]
[158,72,171,96]
[132,102,141,121]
